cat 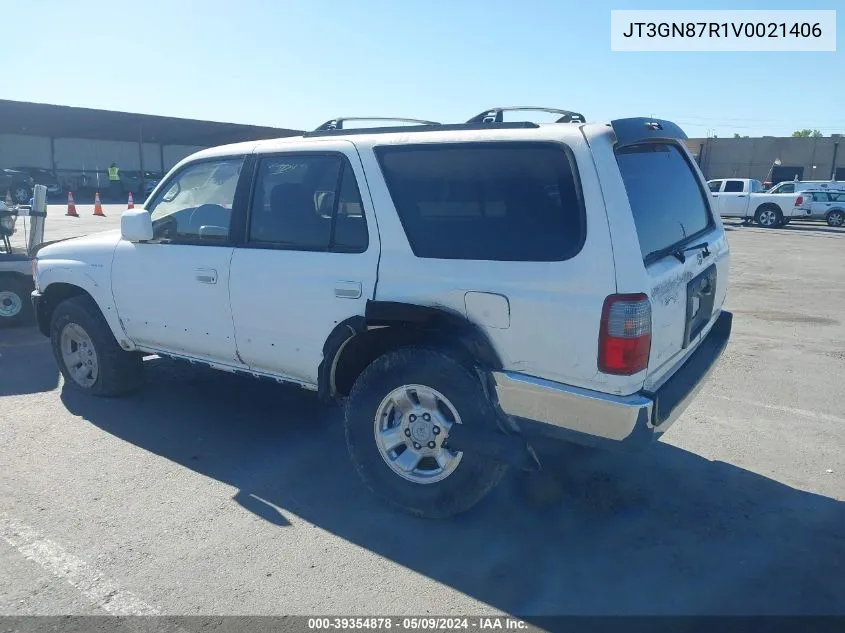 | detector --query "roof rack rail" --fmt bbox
[466,106,587,124]
[303,121,539,138]
[312,117,441,132]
